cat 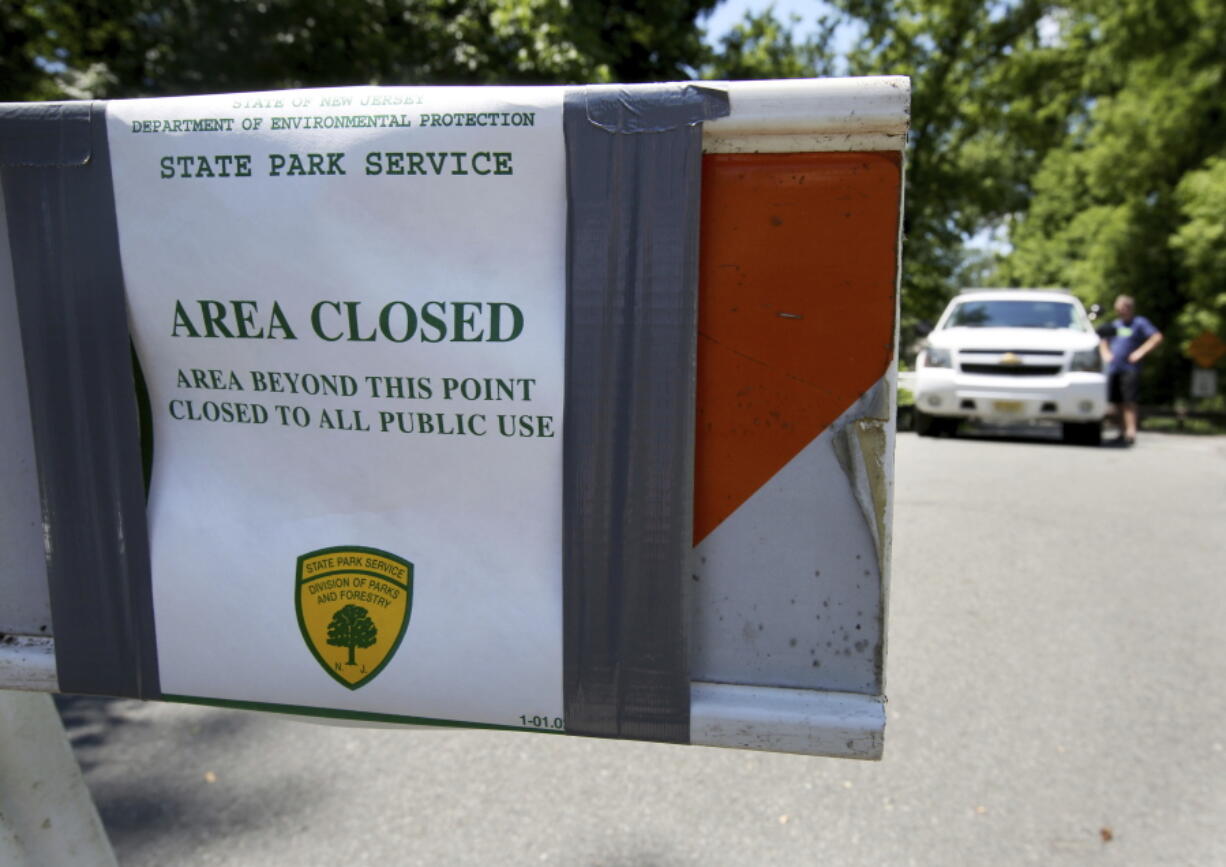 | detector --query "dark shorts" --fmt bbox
[1109,369,1140,404]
